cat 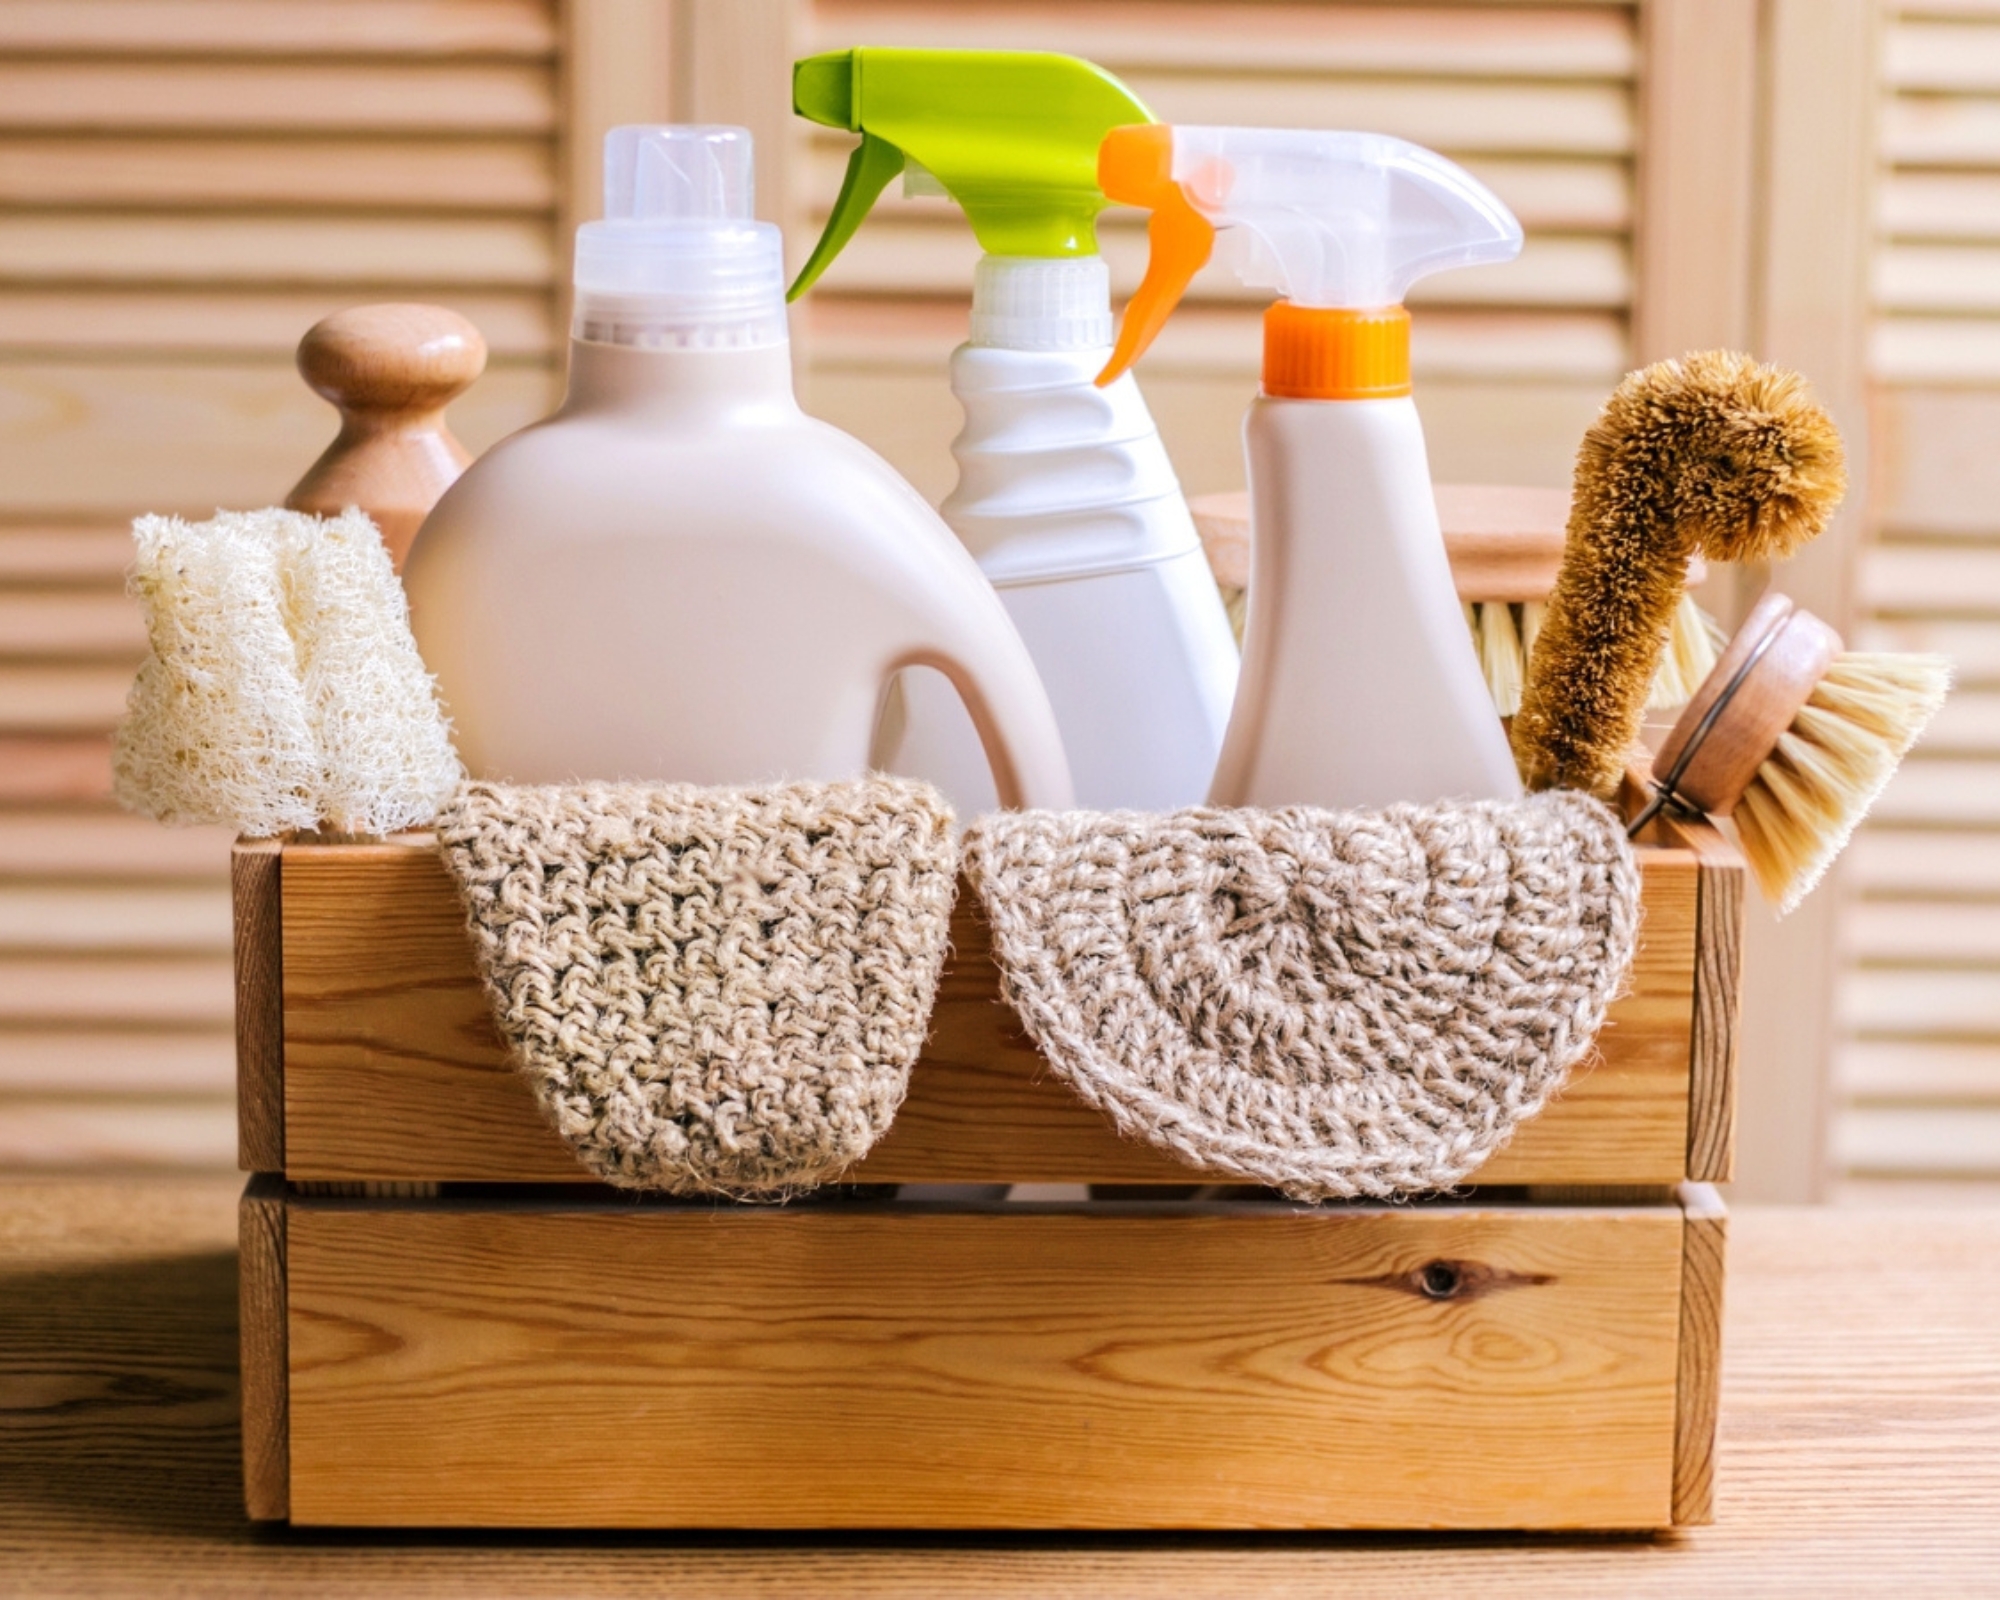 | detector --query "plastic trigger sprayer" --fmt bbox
[787,50,1240,815]
[1097,124,1527,807]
